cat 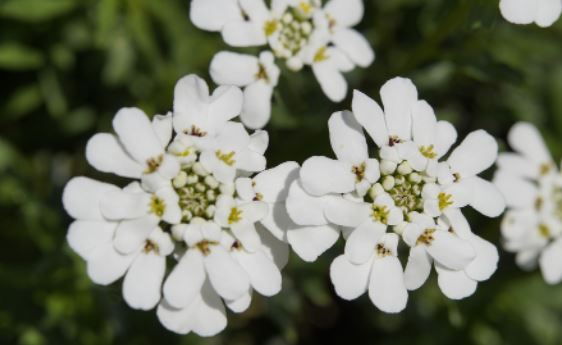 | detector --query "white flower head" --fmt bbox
[194,0,375,128]
[62,74,289,337]
[287,76,505,312]
[495,122,562,285]
[499,0,562,27]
